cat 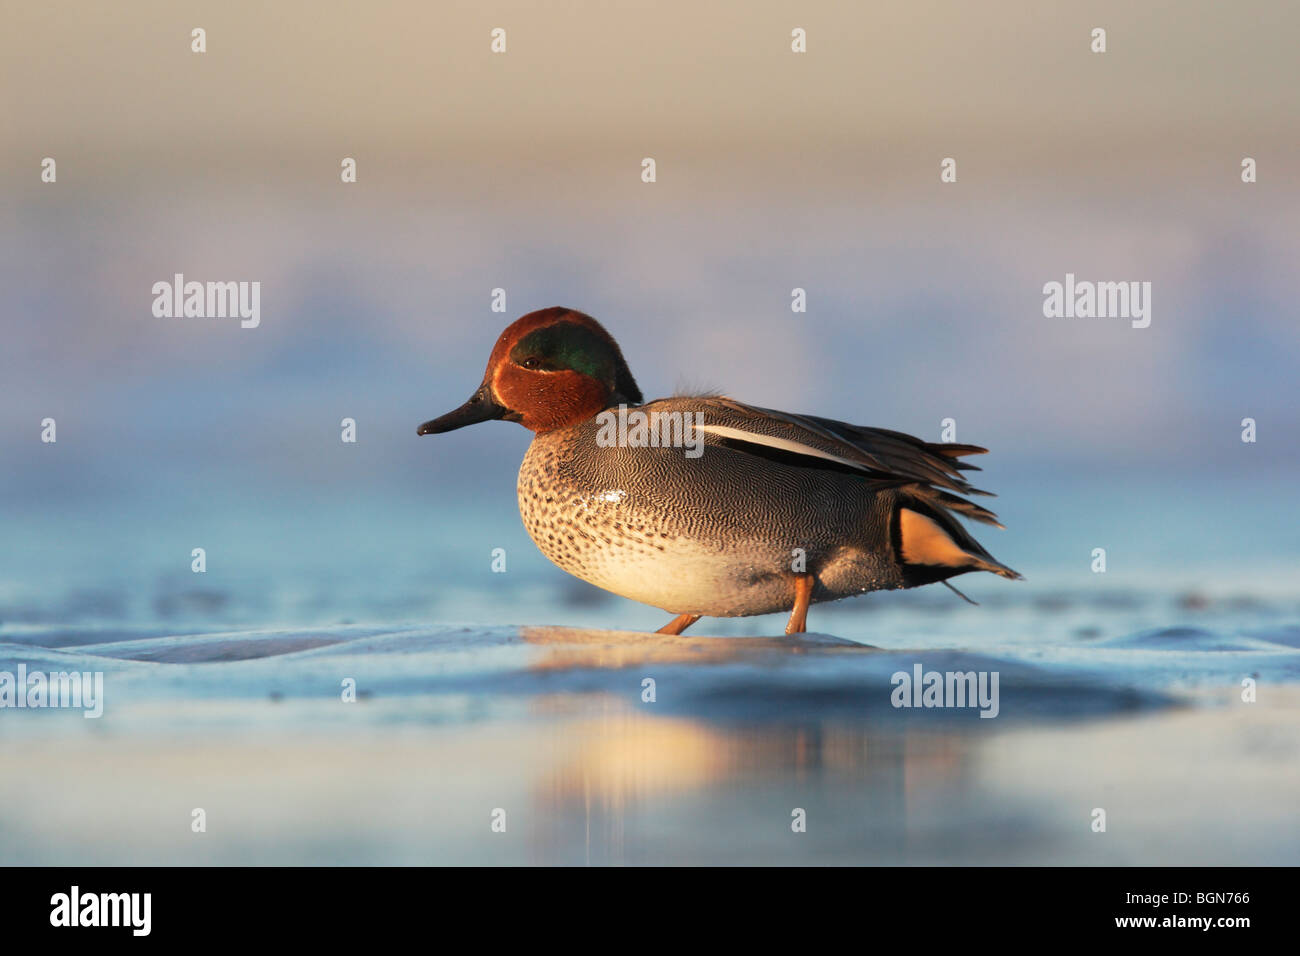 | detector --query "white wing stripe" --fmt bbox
[694,423,871,472]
